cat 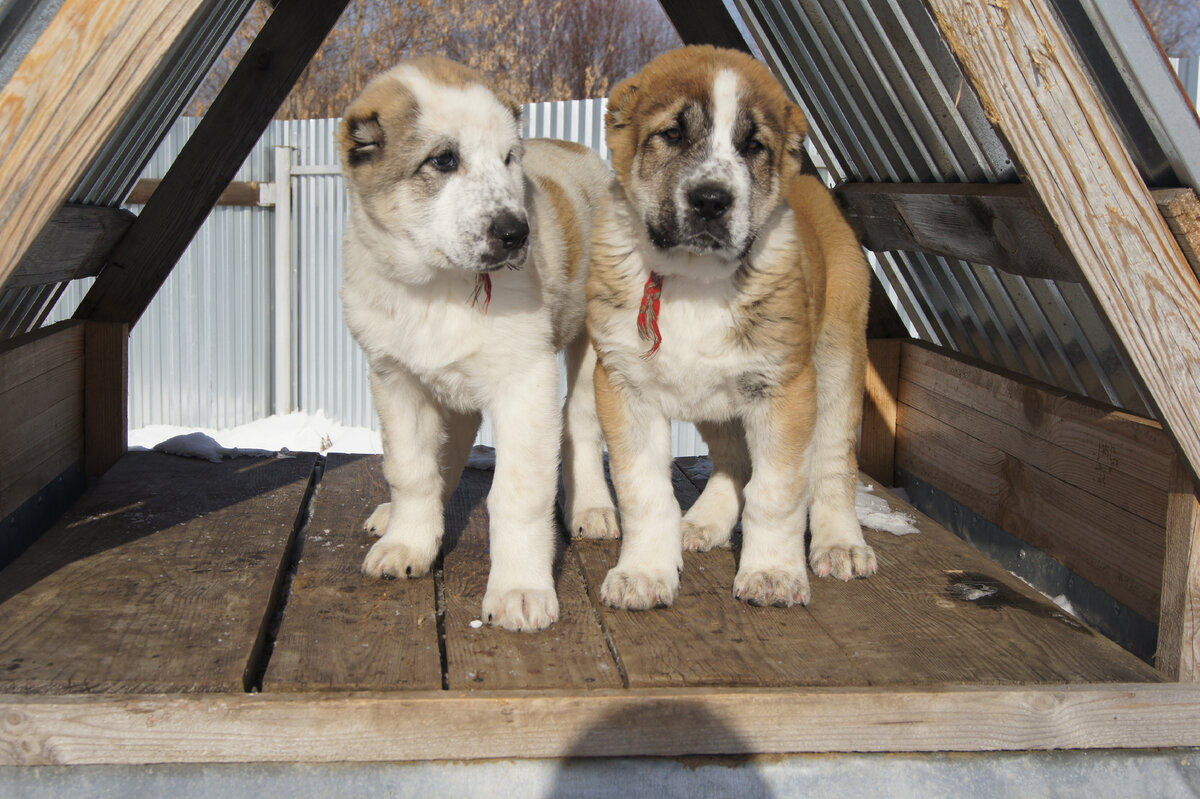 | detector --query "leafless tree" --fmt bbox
[1139,0,1200,56]
[188,0,680,118]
